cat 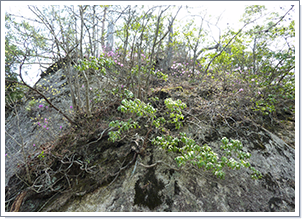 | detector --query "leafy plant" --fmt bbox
[153,134,262,180]
[108,90,187,141]
[164,98,187,129]
[108,90,261,180]
[5,12,47,107]
[38,151,45,160]
[25,99,38,112]
[108,119,140,142]
[75,54,115,75]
